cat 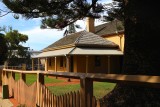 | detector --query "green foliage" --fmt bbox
[4,30,29,66]
[3,0,104,29]
[0,33,8,65]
